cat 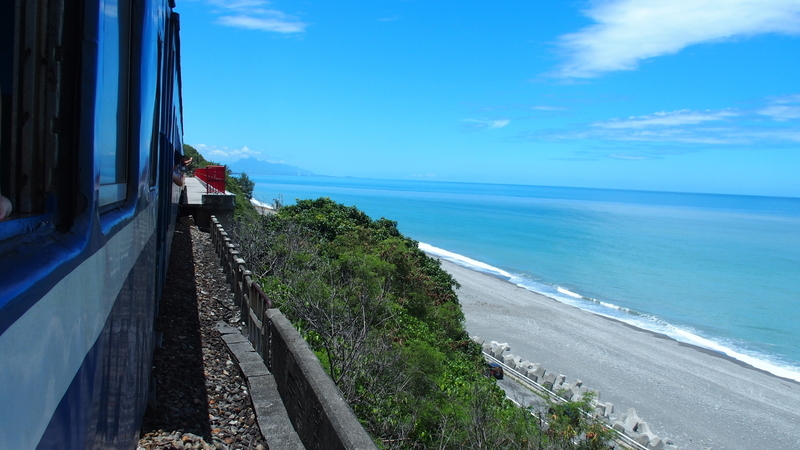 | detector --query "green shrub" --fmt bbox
[231,198,612,449]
